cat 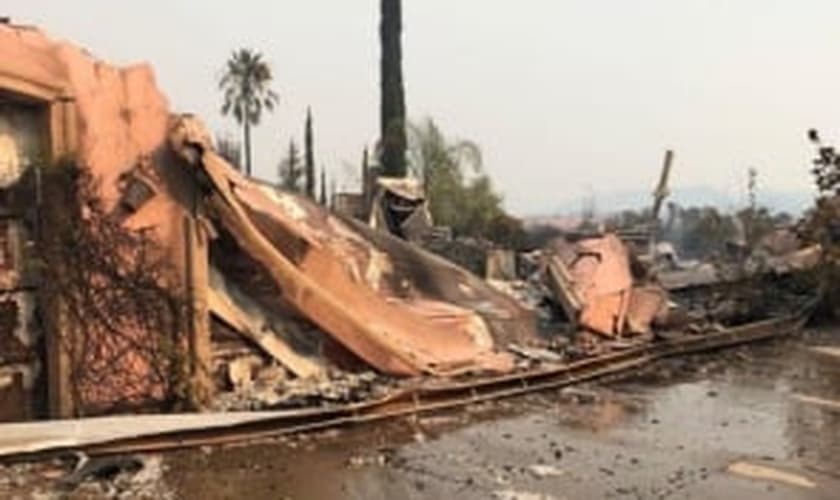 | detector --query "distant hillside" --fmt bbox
[539,185,814,219]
